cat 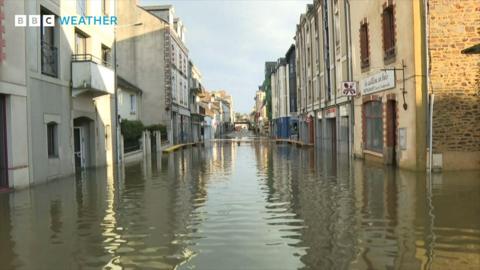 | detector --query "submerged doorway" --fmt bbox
[74,127,85,169]
[326,118,337,152]
[0,95,8,188]
[74,117,93,170]
[386,100,397,165]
